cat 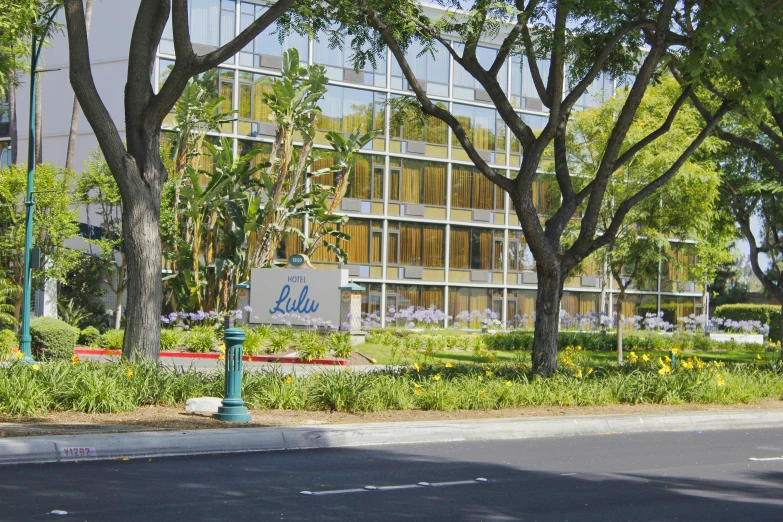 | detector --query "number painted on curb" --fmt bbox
[59,447,96,459]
